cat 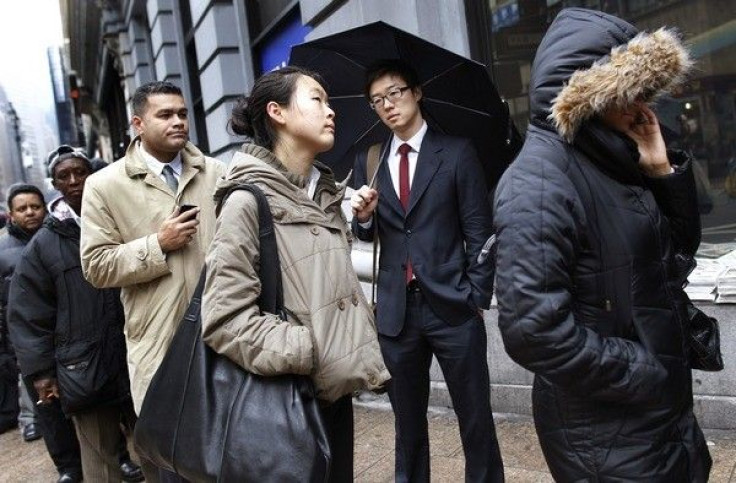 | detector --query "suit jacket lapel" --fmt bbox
[407,130,443,215]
